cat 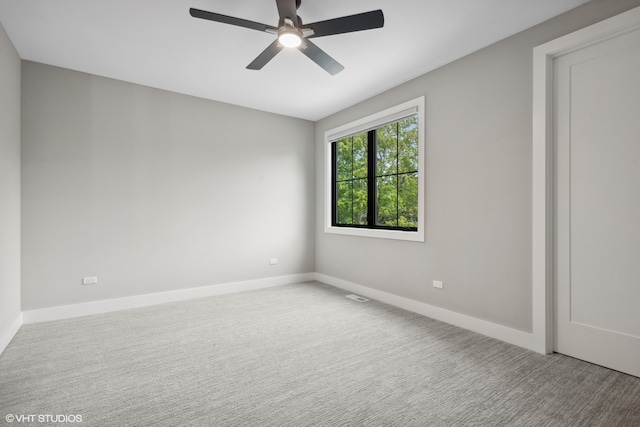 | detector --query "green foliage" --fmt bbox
[336,181,352,224]
[376,123,397,176]
[334,115,418,229]
[398,172,418,227]
[376,175,397,226]
[398,117,418,174]
[336,133,368,225]
[352,133,368,179]
[353,178,368,224]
